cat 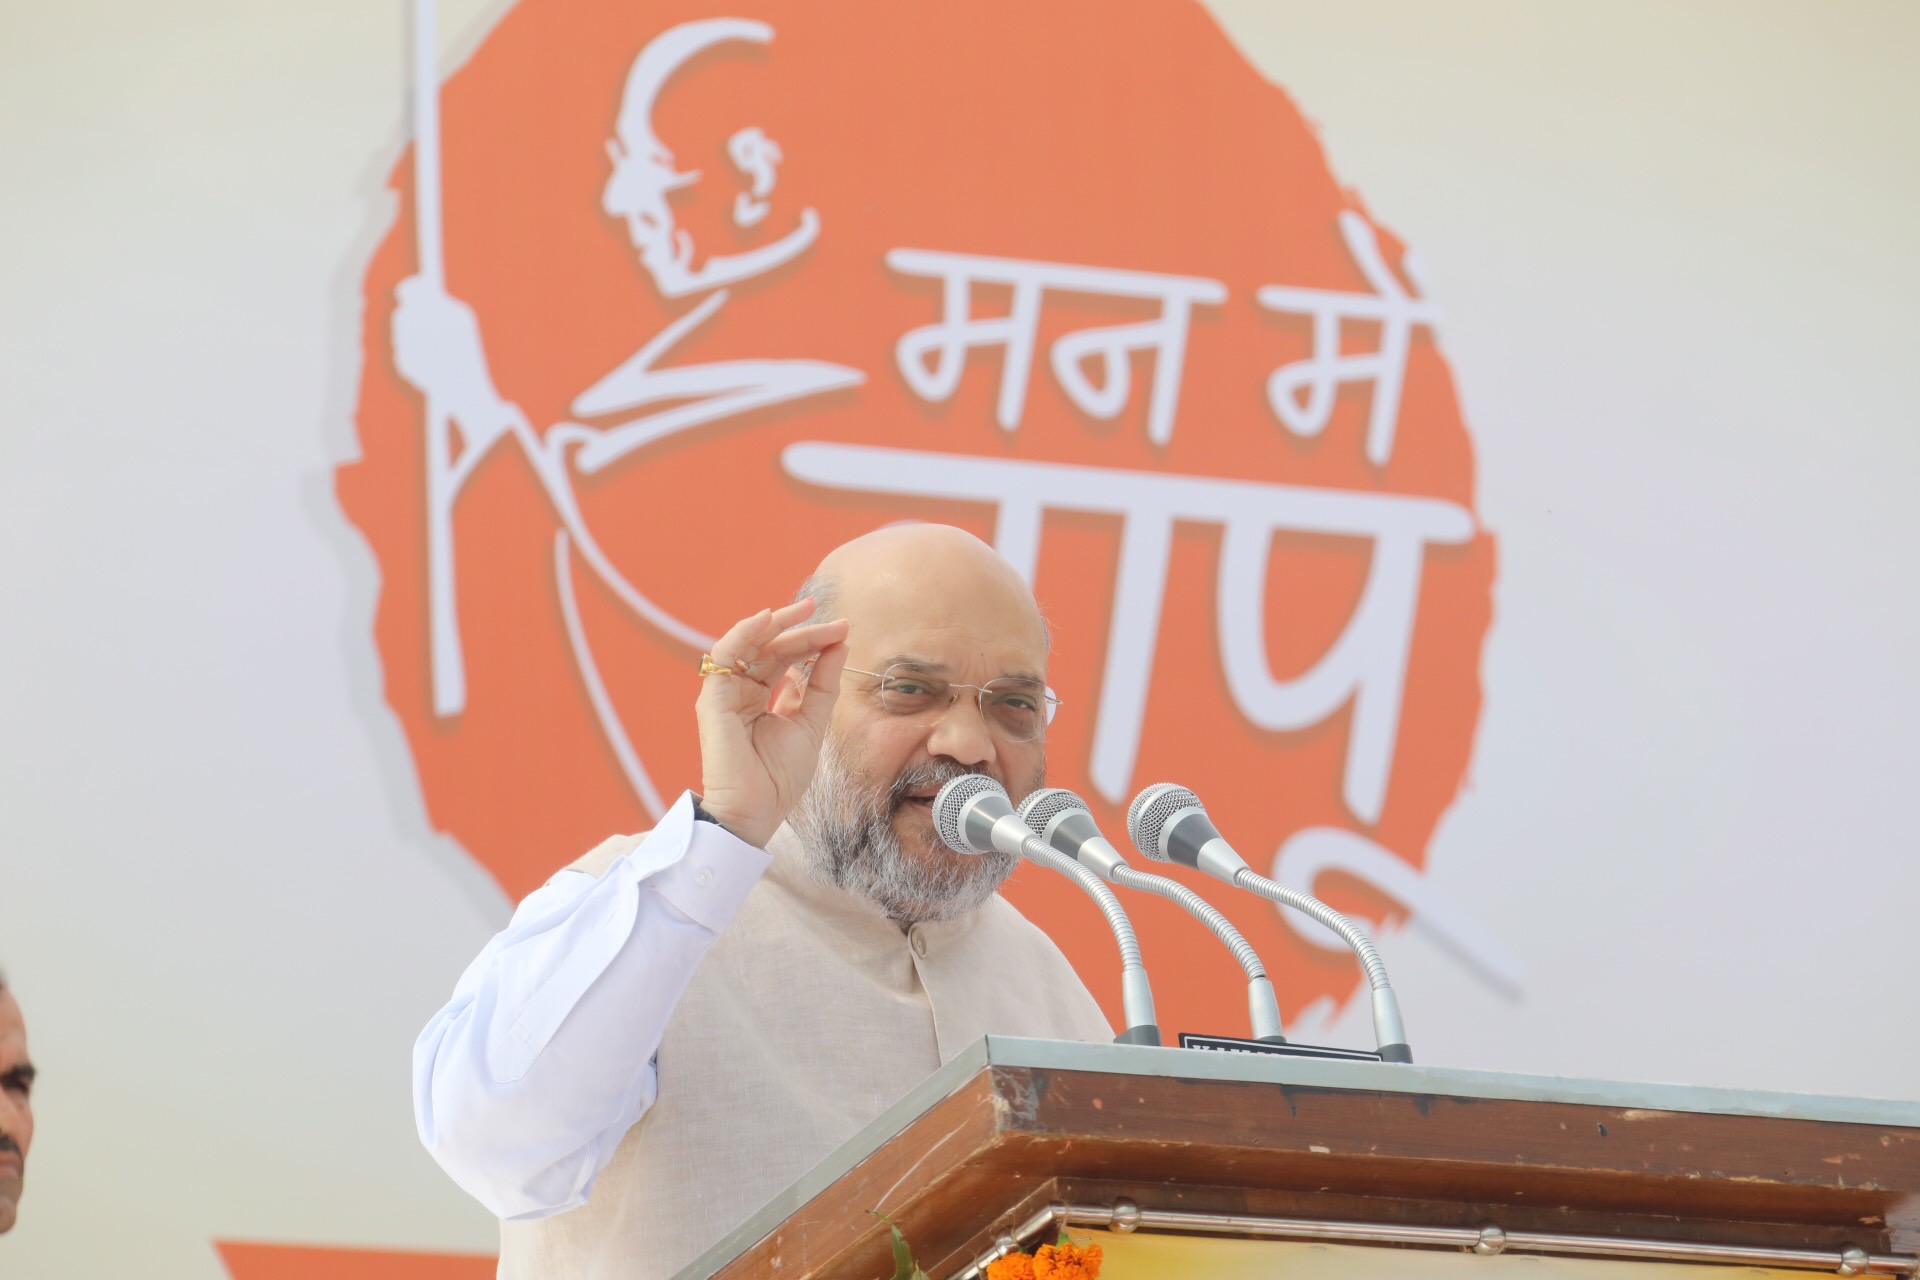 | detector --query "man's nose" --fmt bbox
[0,1093,20,1144]
[924,692,996,767]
